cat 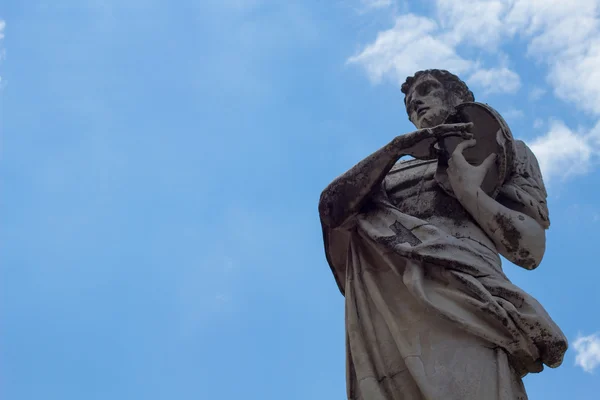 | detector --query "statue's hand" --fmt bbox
[447,139,497,199]
[396,123,474,160]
